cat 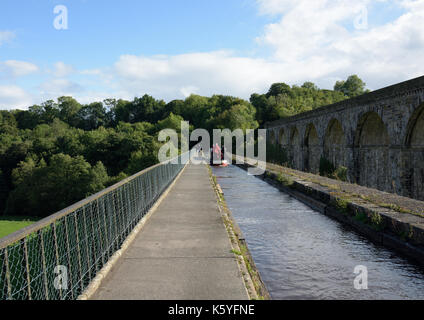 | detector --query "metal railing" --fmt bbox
[0,154,188,300]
